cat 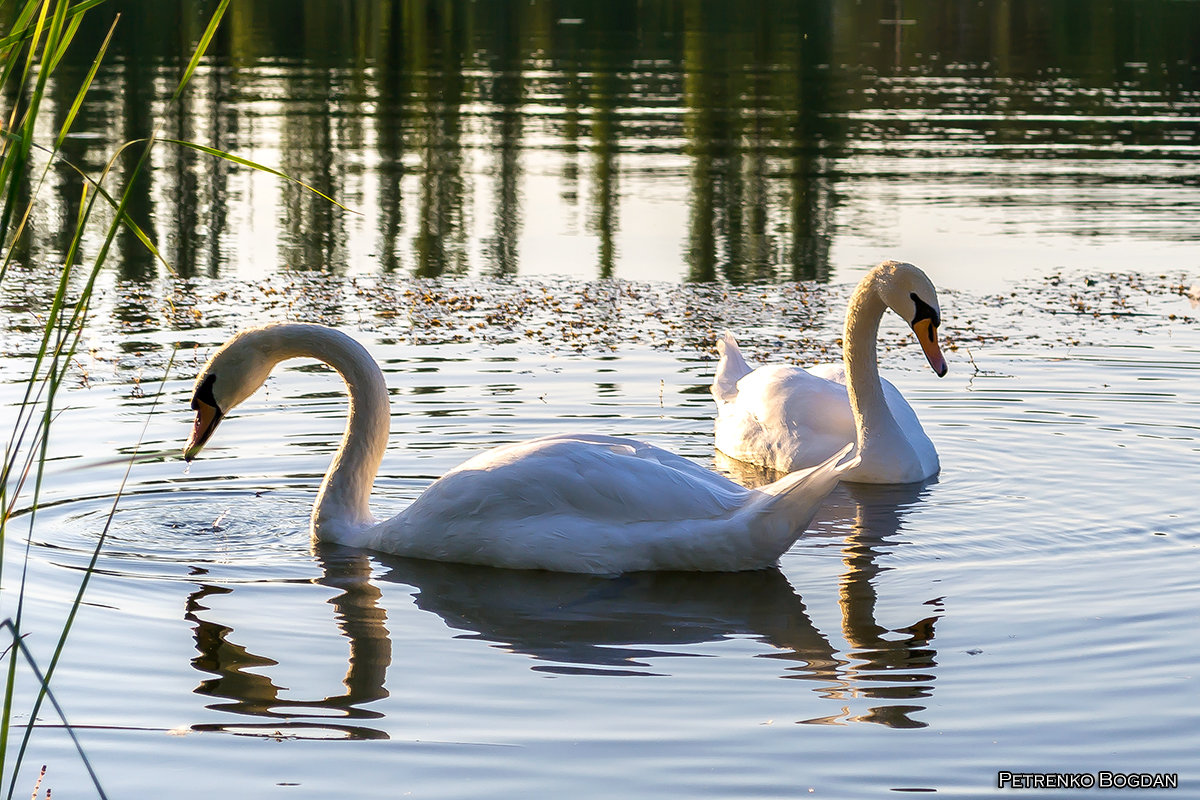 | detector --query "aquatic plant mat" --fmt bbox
[2,268,1193,384]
